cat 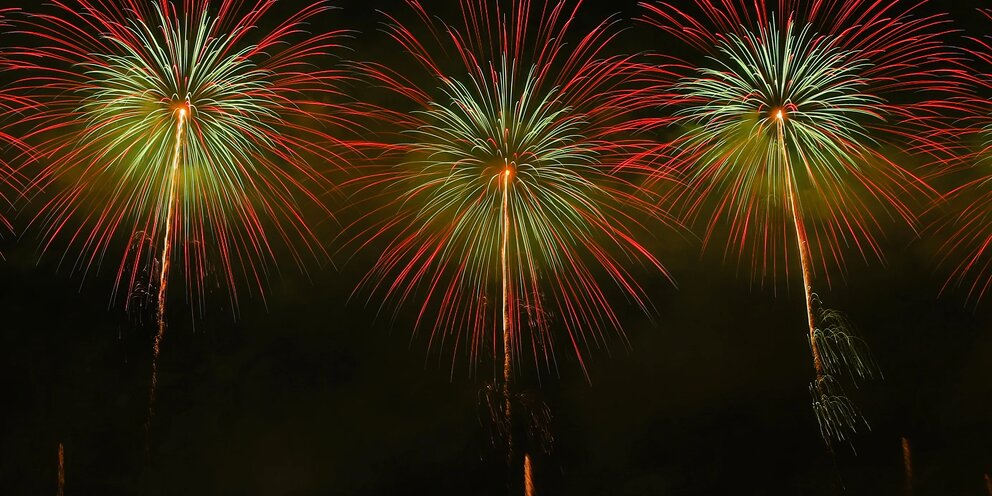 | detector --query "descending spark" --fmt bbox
[639,0,960,447]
